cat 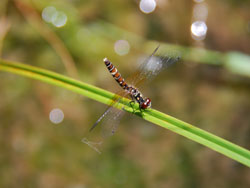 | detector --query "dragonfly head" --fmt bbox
[141,98,151,109]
